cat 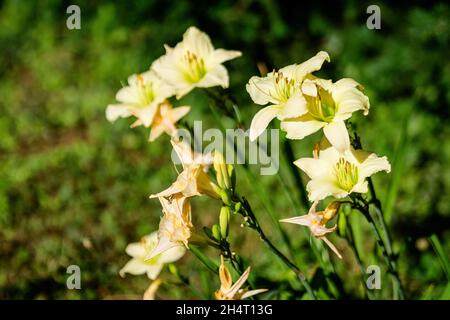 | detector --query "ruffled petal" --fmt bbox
[323,121,350,153]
